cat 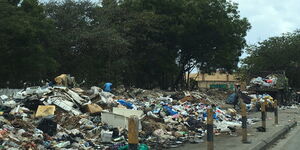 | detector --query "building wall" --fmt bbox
[198,81,235,90]
[188,72,242,90]
[189,72,236,82]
